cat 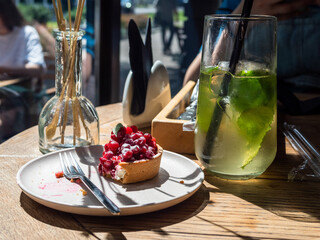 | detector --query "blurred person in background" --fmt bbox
[155,0,178,54]
[183,0,320,92]
[0,0,45,79]
[0,0,45,143]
